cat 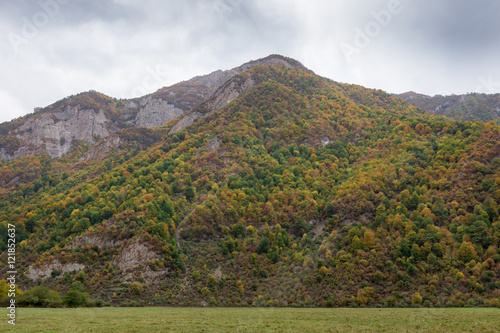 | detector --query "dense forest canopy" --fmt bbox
[1,65,499,308]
